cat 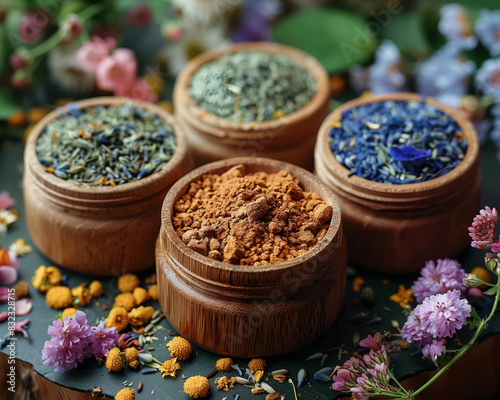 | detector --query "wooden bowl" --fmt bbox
[315,93,481,273]
[156,157,347,357]
[173,42,330,170]
[23,97,192,276]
